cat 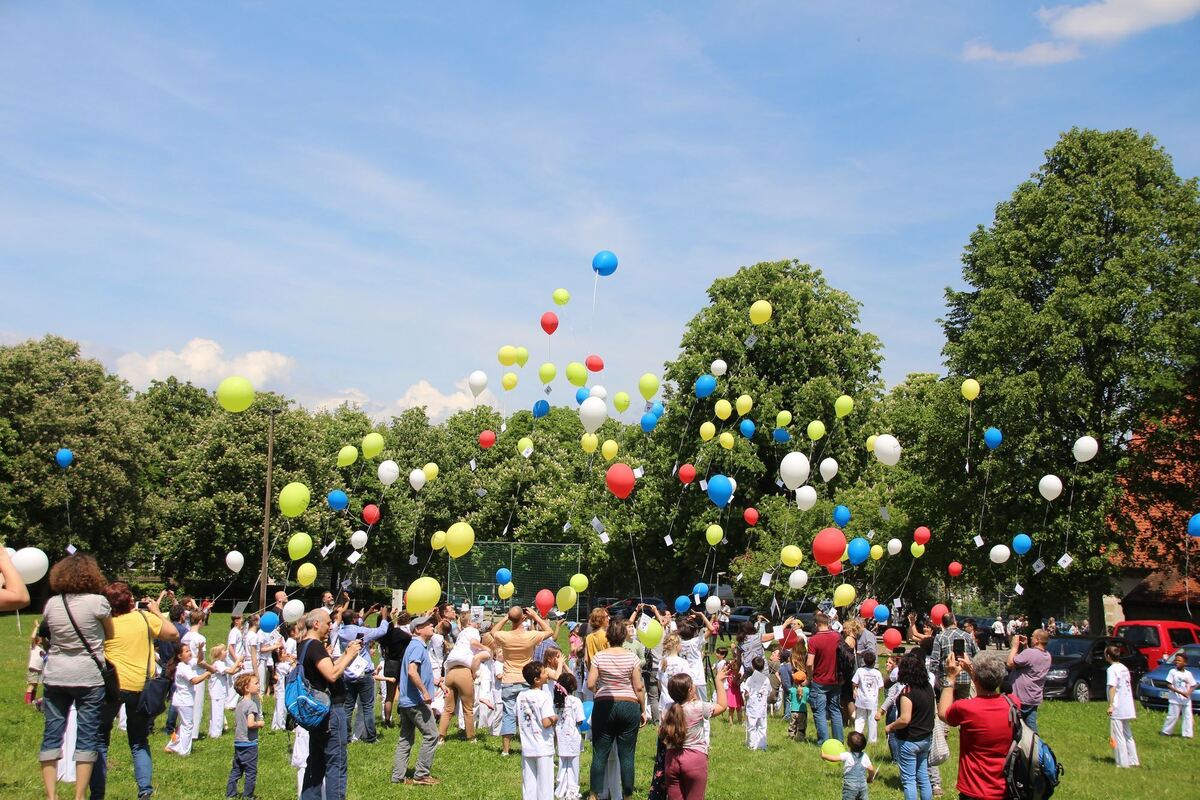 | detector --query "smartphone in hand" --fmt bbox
[953,638,965,658]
